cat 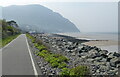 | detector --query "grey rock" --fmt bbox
[86,59,95,63]
[39,64,41,67]
[65,49,71,53]
[110,57,120,67]
[81,56,86,59]
[41,67,45,70]
[78,45,84,49]
[76,48,81,52]
[81,46,91,52]
[79,52,87,56]
[94,62,106,66]
[71,52,76,56]
[67,42,73,45]
[99,50,108,55]
[110,63,116,67]
[108,52,114,58]
[52,71,56,74]
[113,52,120,57]
[38,62,41,64]
[107,53,115,62]
[70,50,75,53]
[92,65,99,70]
[52,45,56,48]
[101,54,108,58]
[88,49,100,58]
[96,69,100,73]
[68,46,76,50]
[108,69,118,75]
[116,72,118,75]
[43,71,46,74]
[94,57,102,61]
[106,62,111,67]
[117,63,120,68]
[100,58,107,62]
[30,34,120,75]
[49,73,53,75]
[99,66,108,72]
